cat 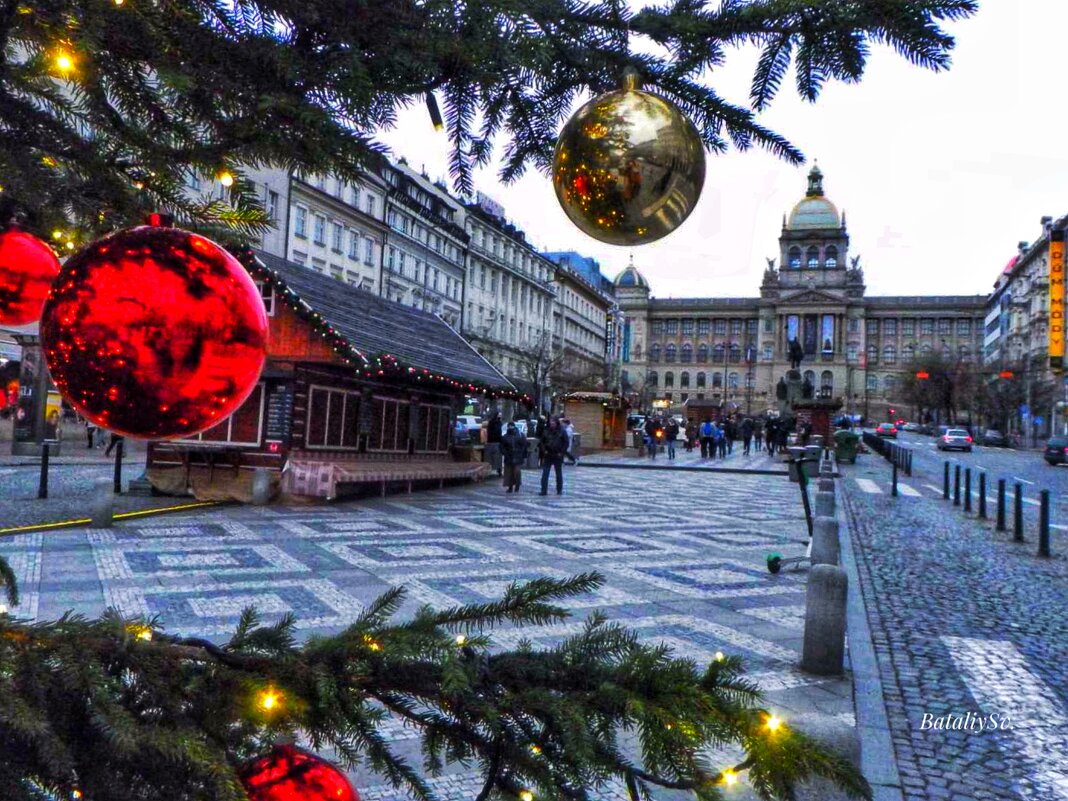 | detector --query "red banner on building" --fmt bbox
[1050,229,1065,370]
